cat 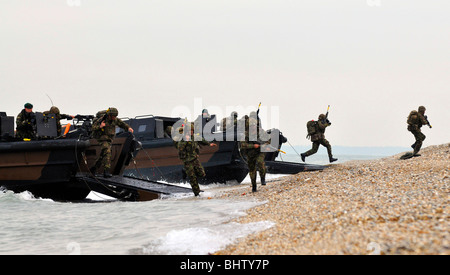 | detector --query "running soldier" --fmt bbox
[301,114,338,163]
[239,117,269,192]
[174,123,217,196]
[91,108,134,178]
[407,106,431,156]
